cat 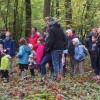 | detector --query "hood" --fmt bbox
[76,42,82,47]
[23,45,31,54]
[50,21,61,28]
[4,55,11,59]
[88,32,94,38]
